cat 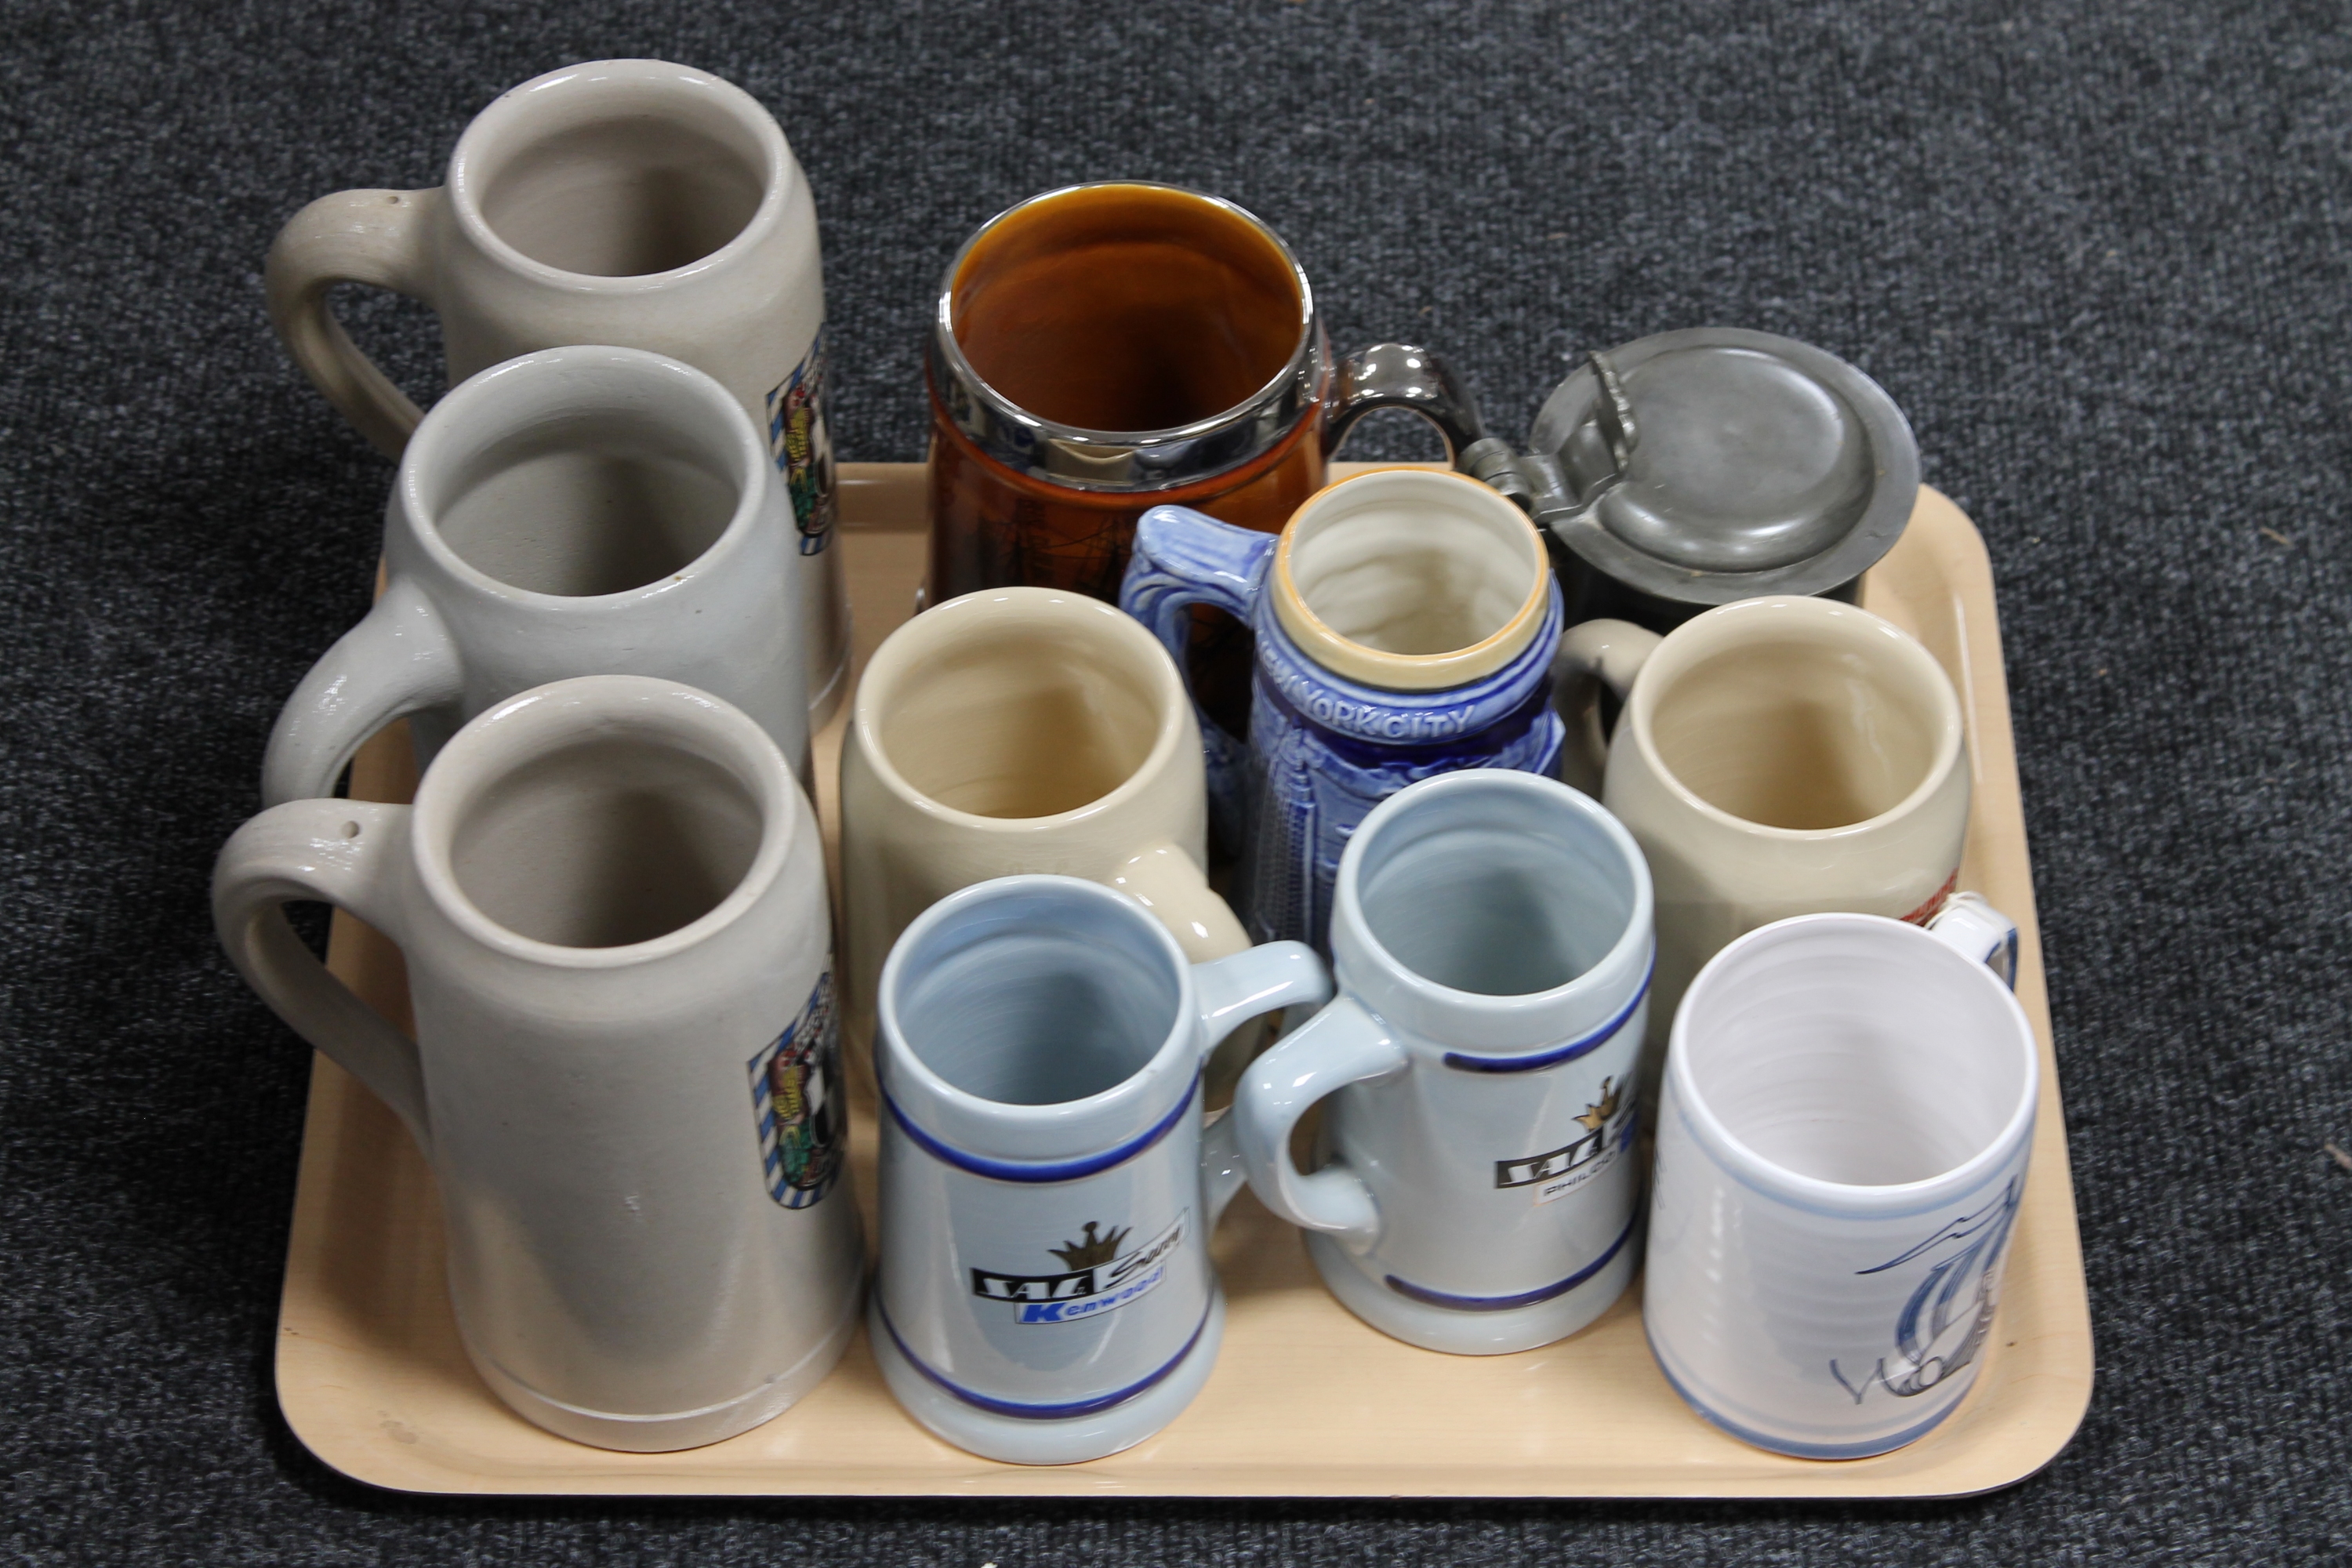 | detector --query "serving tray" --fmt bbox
[274,466,2092,1496]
